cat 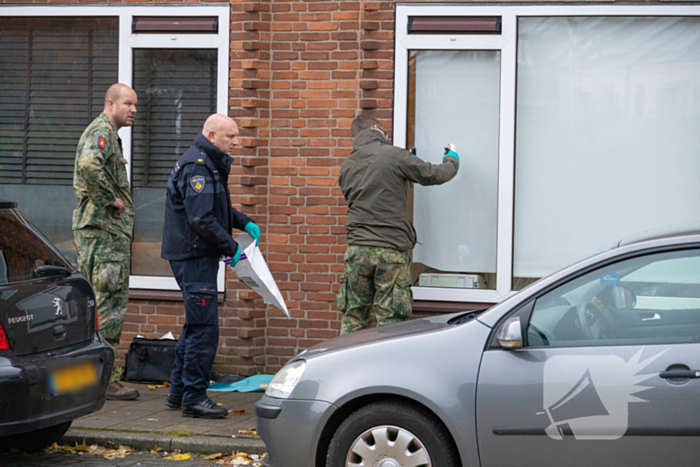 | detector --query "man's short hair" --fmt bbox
[351,114,380,136]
